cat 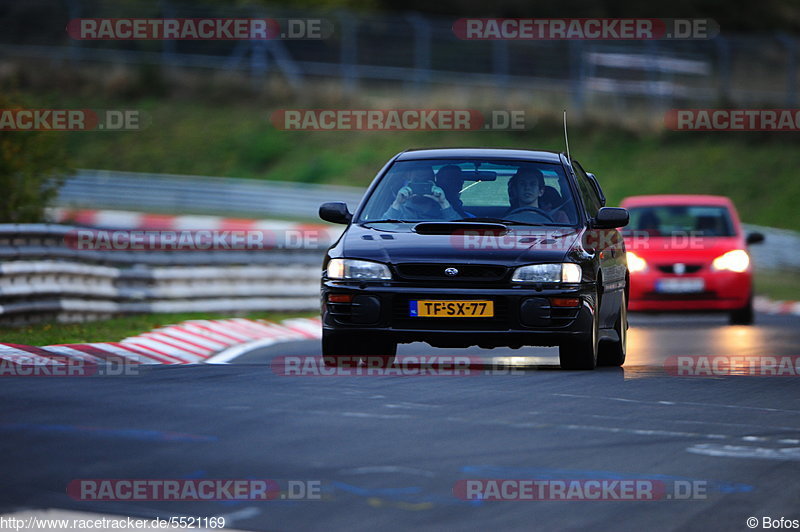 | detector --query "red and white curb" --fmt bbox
[754,296,800,317]
[0,317,322,366]
[47,207,343,239]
